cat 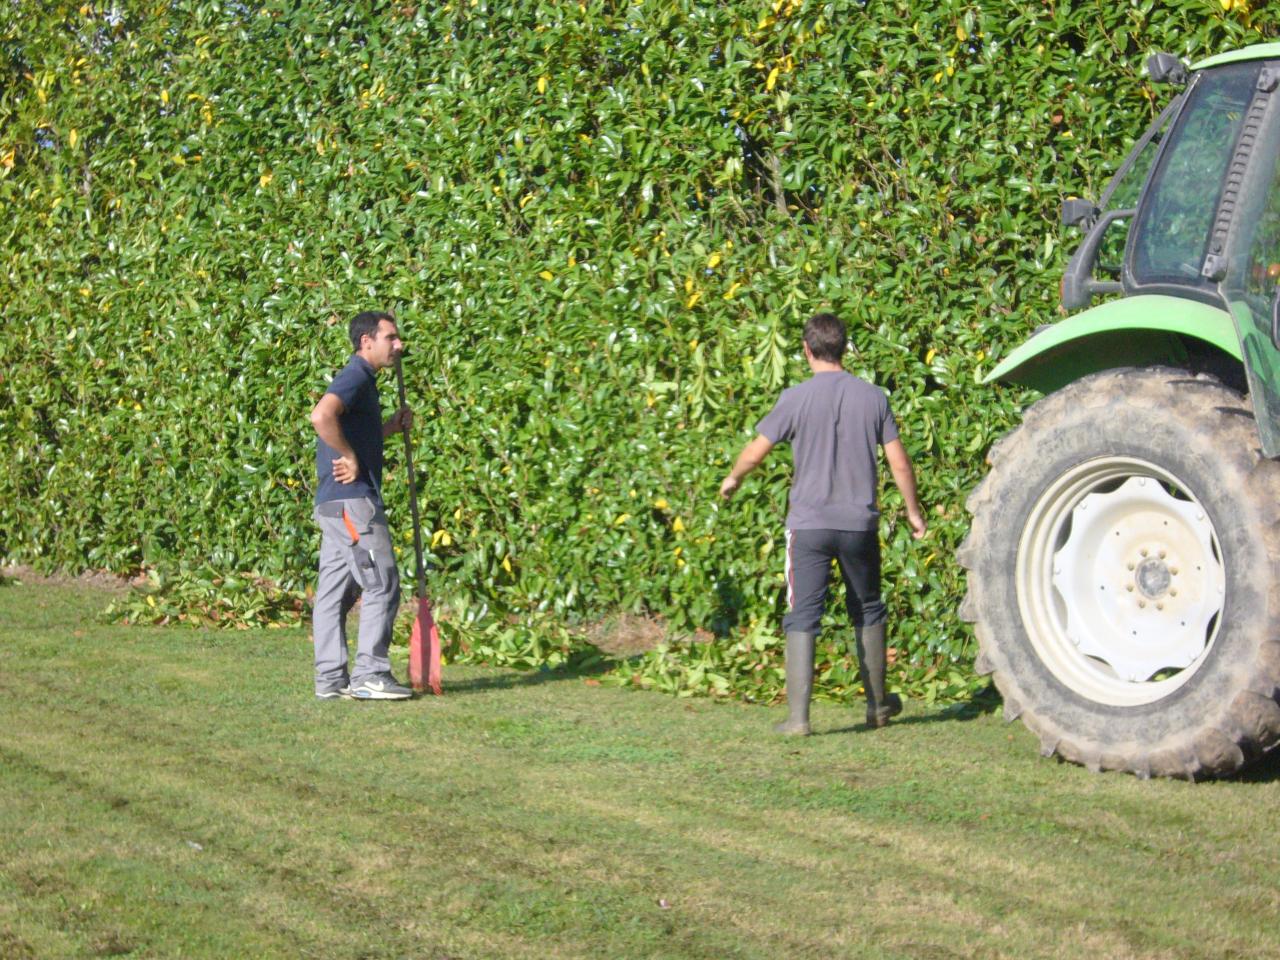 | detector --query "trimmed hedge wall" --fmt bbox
[3,1,1276,697]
